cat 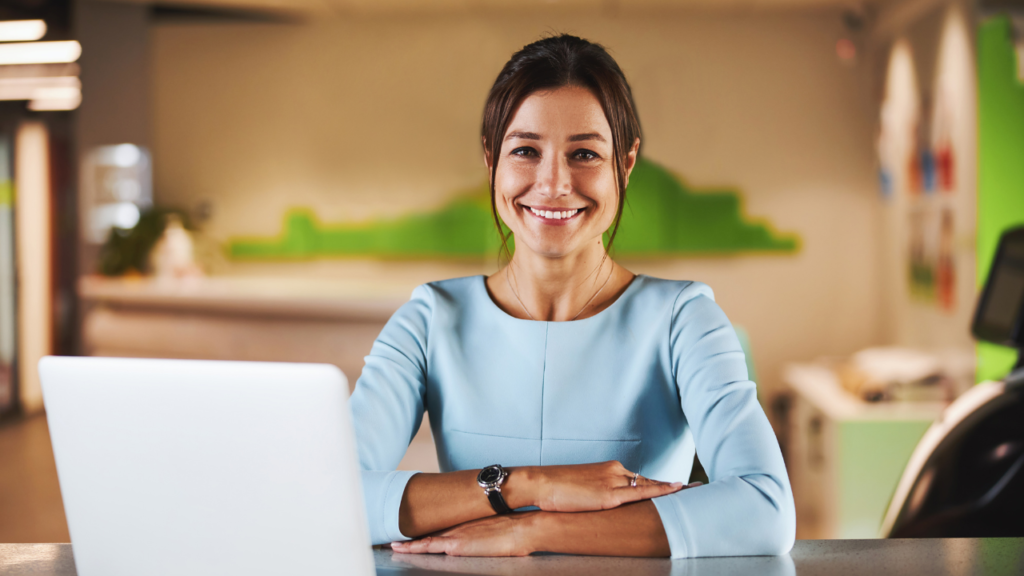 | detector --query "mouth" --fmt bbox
[521,204,586,224]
